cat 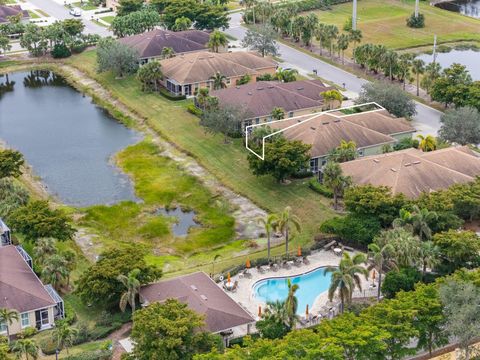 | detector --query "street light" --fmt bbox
[55,349,60,360]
